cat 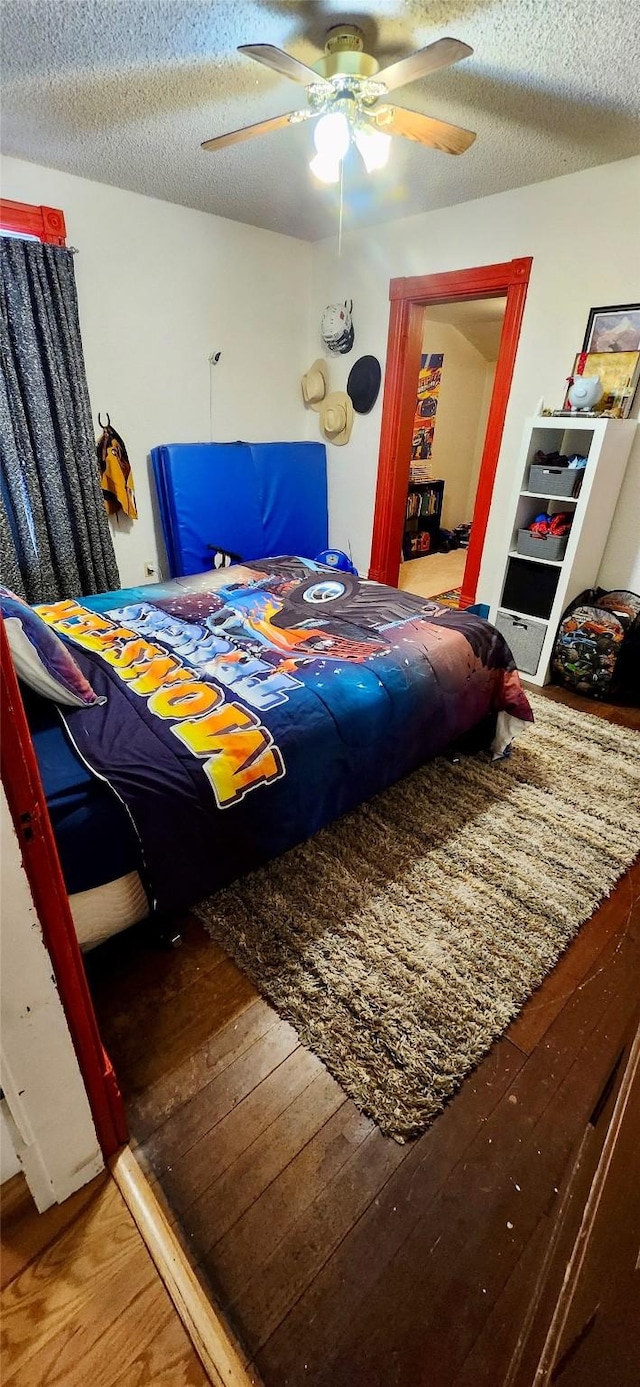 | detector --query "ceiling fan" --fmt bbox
[201,25,476,184]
